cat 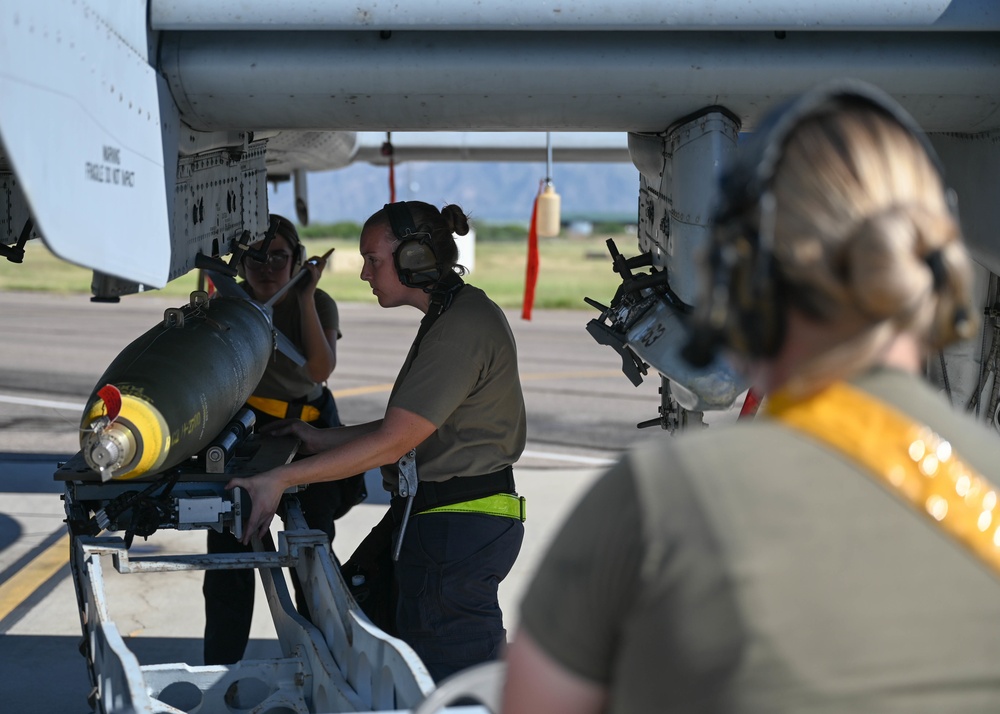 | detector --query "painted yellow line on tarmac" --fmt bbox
[331,383,396,398]
[331,371,618,399]
[0,533,70,621]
